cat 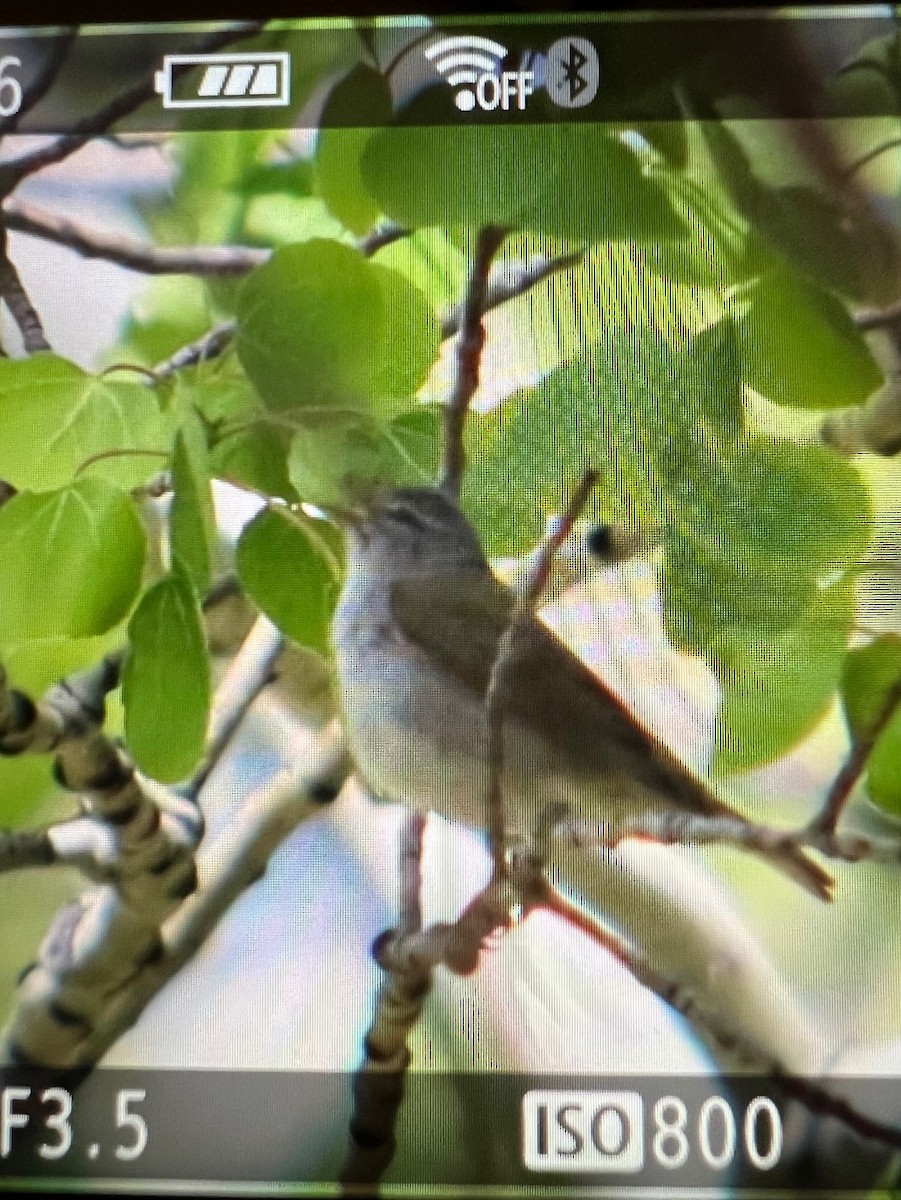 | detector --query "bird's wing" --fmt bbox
[389,571,723,816]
